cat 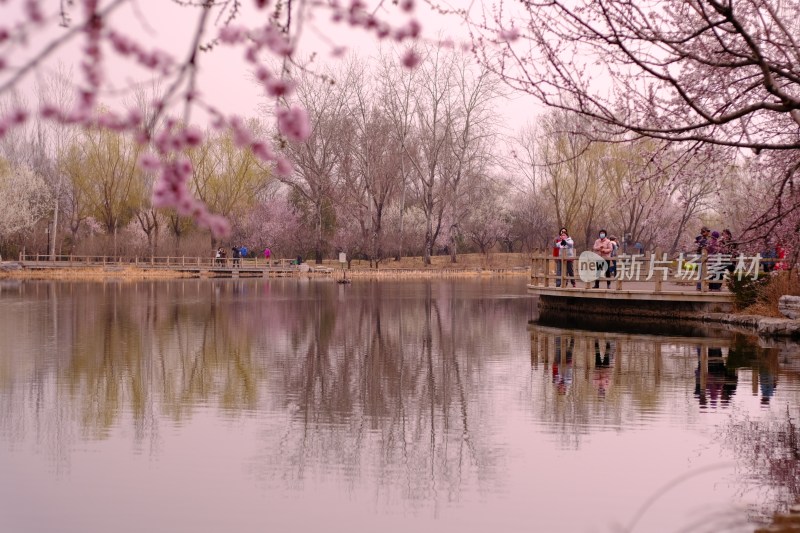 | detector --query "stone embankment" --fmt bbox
[700,296,800,338]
